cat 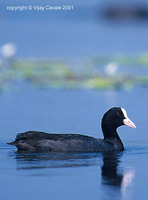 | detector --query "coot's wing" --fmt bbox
[7,131,104,152]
